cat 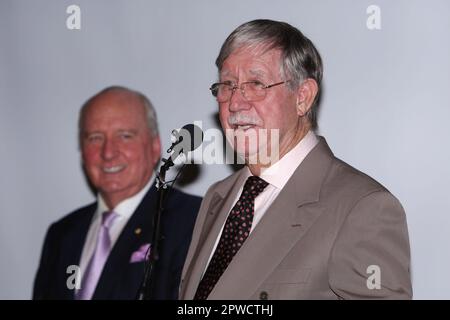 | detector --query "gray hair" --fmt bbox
[78,86,159,140]
[216,19,323,128]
